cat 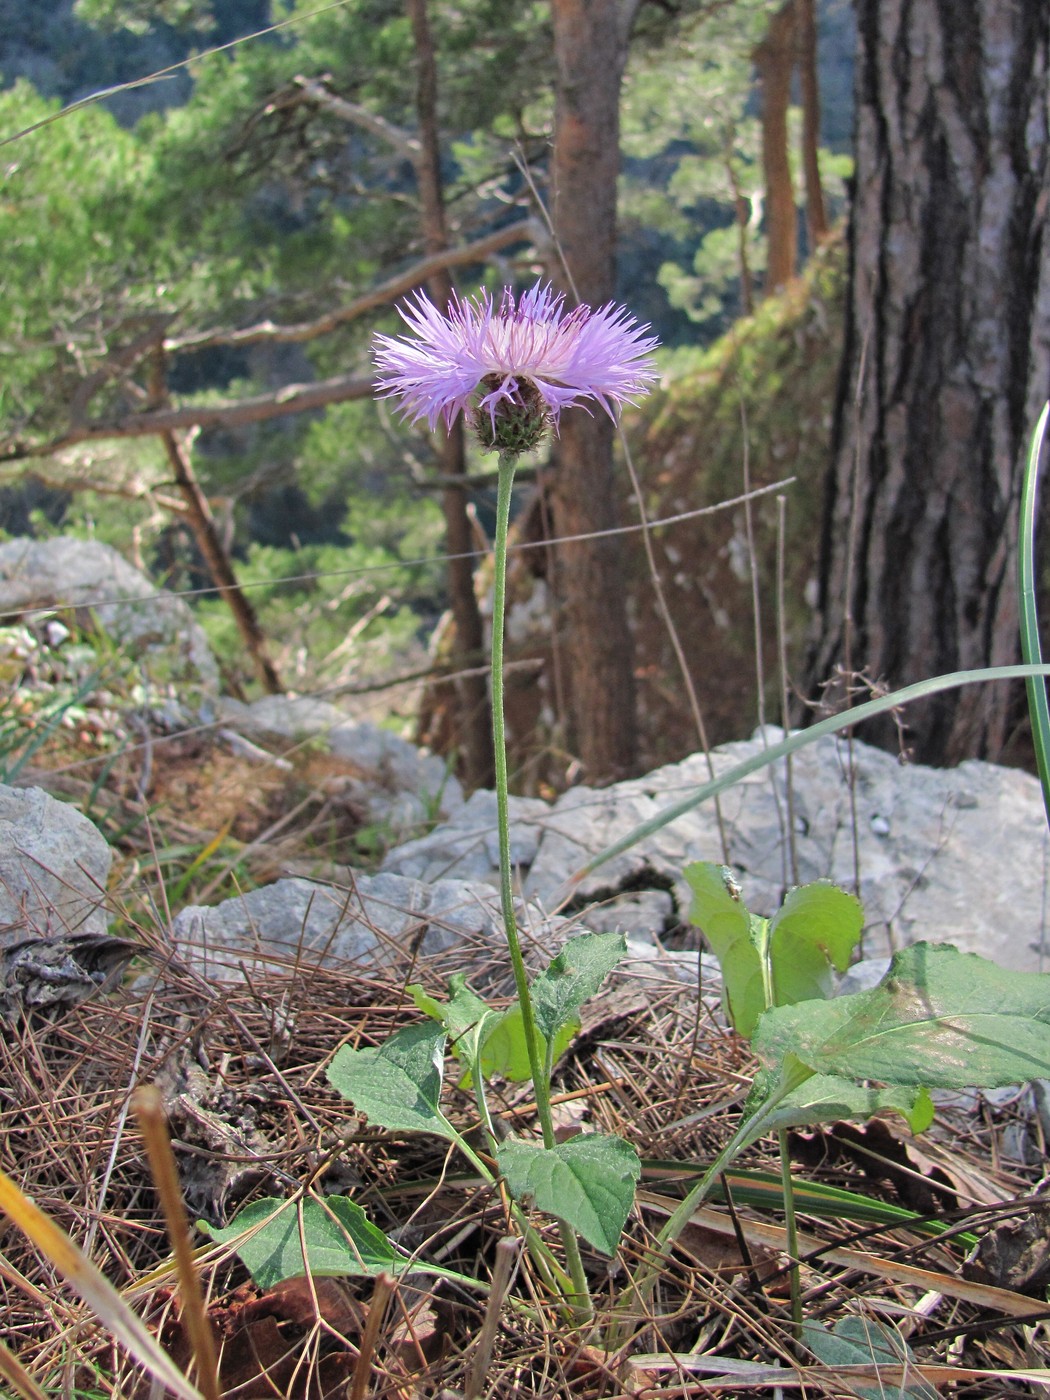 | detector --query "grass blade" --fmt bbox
[564,663,1050,890]
[641,1163,978,1247]
[0,1165,203,1400]
[1018,401,1050,832]
[0,1336,50,1400]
